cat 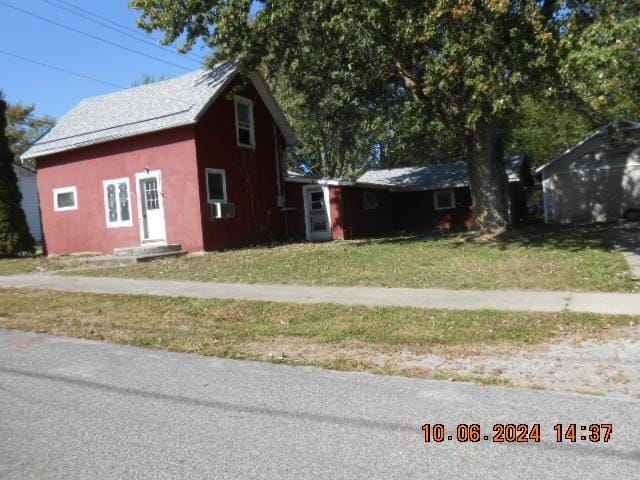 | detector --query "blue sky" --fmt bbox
[0,0,220,119]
